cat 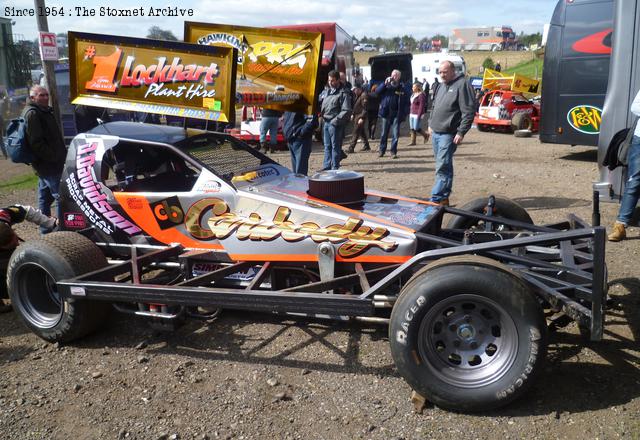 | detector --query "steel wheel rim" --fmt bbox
[417,293,518,388]
[15,262,63,329]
